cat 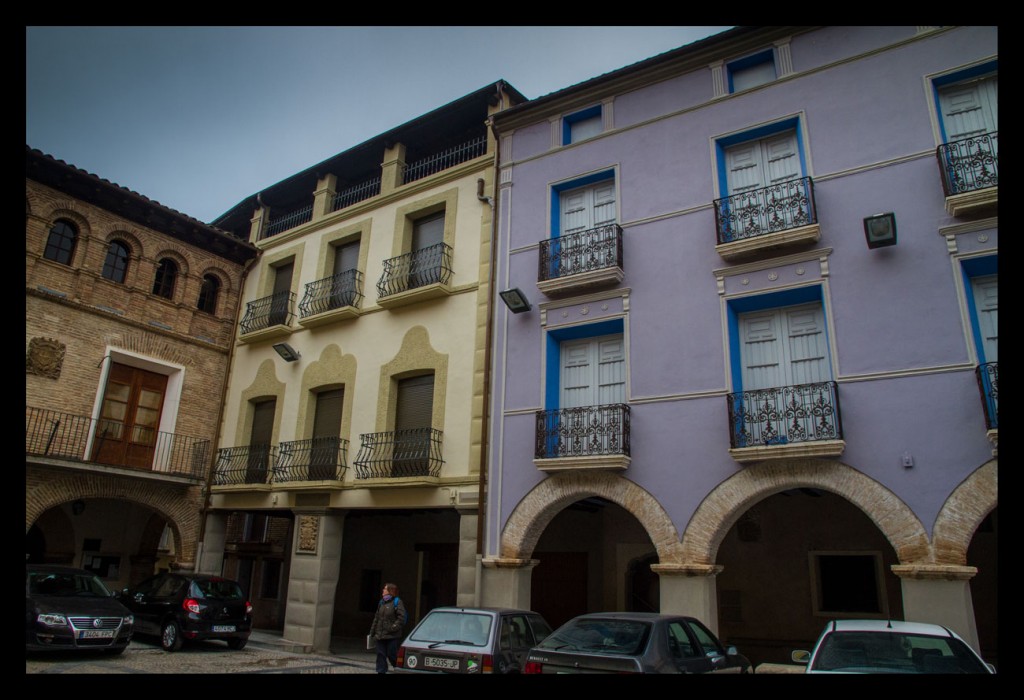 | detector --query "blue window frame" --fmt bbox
[544,317,624,411]
[714,117,807,199]
[550,169,616,238]
[961,255,997,364]
[562,105,602,145]
[727,50,776,93]
[931,60,997,144]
